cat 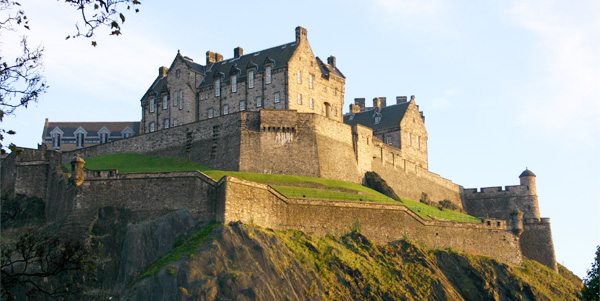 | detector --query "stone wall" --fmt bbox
[520,218,557,271]
[462,185,540,219]
[220,176,523,266]
[1,148,49,199]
